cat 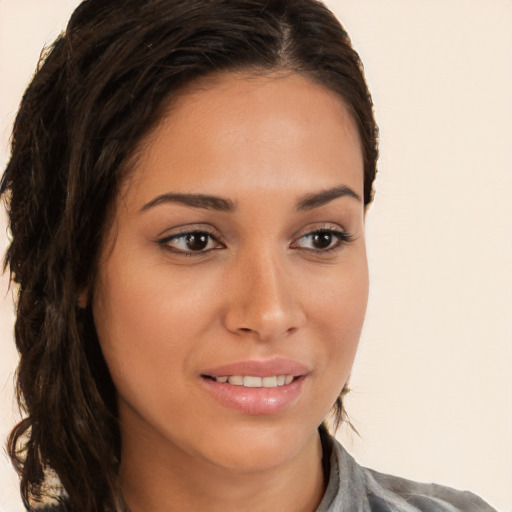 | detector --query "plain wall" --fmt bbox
[1,1,511,511]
